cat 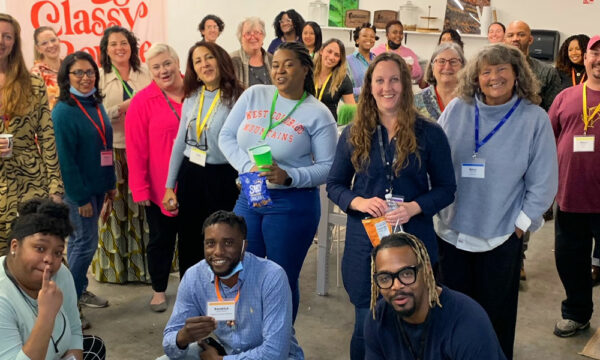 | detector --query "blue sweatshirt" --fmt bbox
[53,96,116,206]
[437,95,558,242]
[219,85,337,189]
